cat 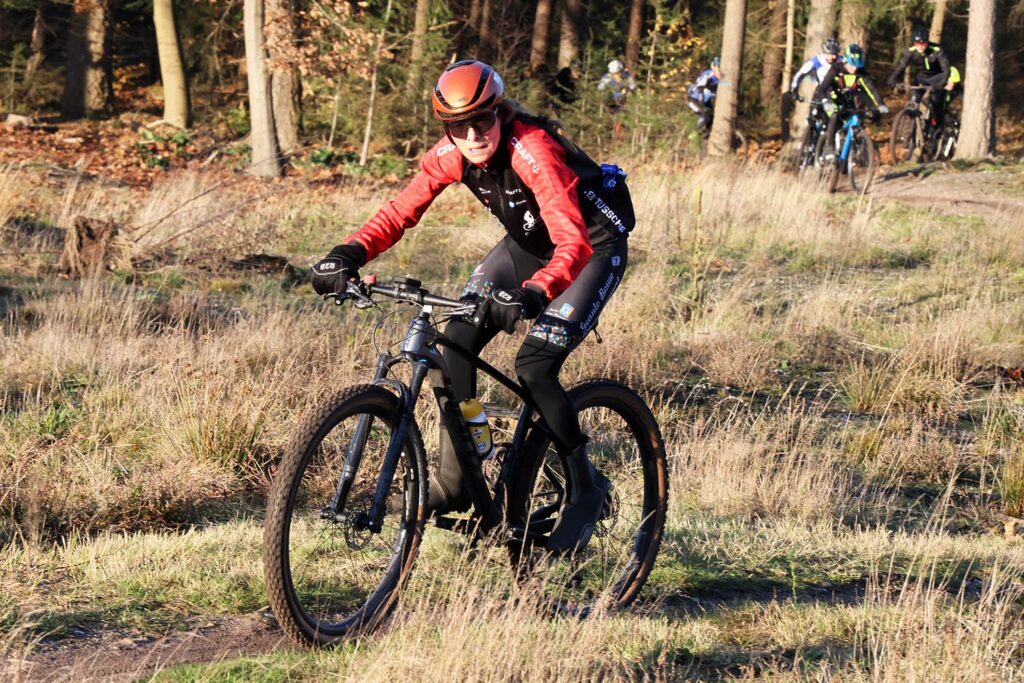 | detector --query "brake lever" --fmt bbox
[465,297,489,327]
[346,279,375,309]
